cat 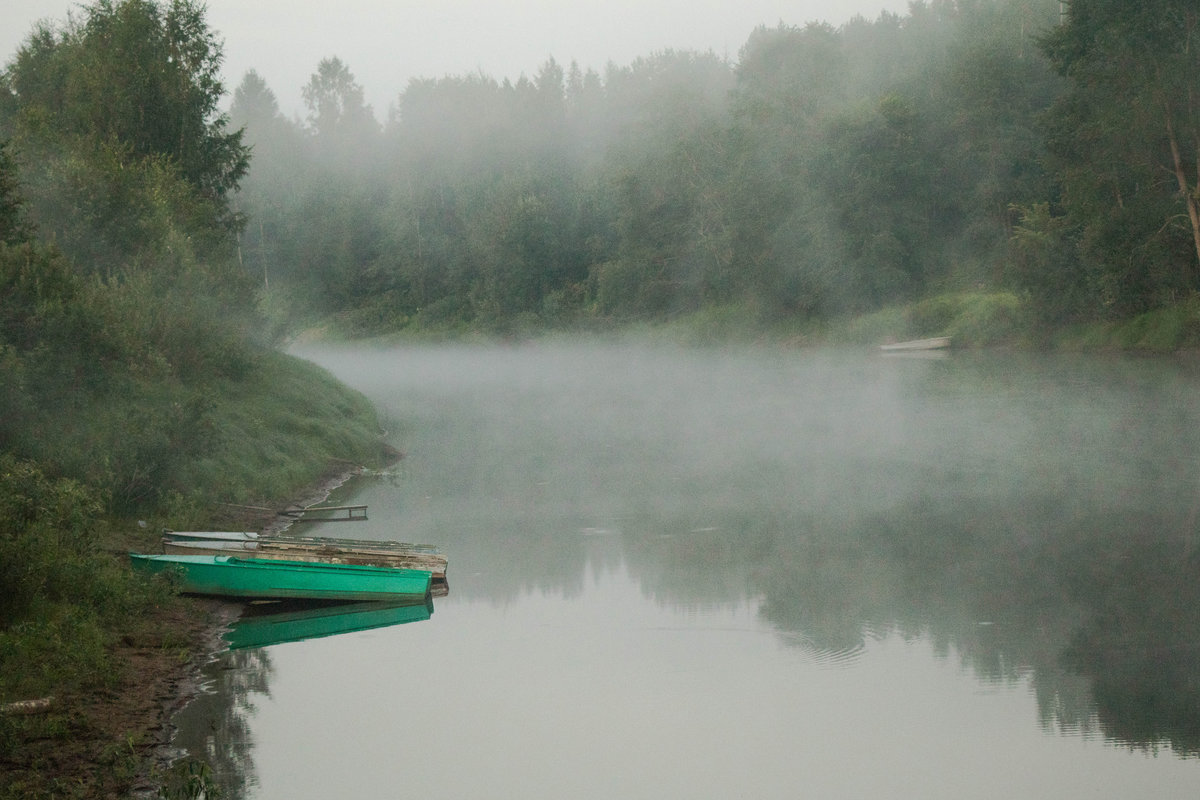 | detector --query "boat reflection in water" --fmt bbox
[225,596,434,650]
